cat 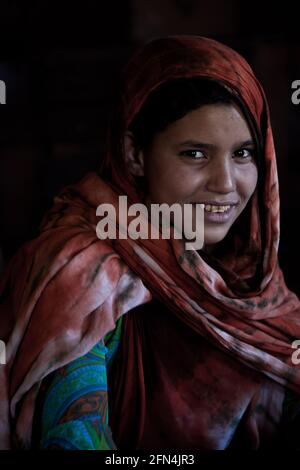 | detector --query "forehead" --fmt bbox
[161,103,252,142]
